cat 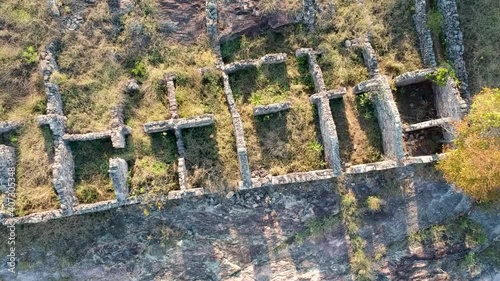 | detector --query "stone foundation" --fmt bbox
[346,160,398,174]
[395,68,467,142]
[143,73,218,194]
[222,71,252,189]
